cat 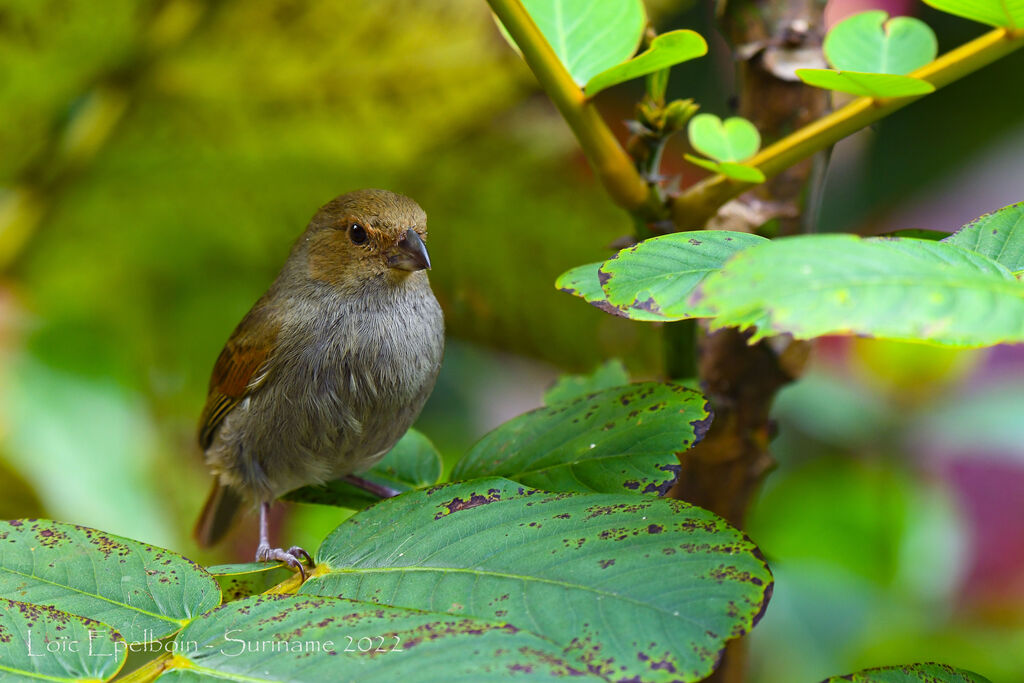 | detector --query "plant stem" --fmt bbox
[671,27,1024,227]
[663,320,698,379]
[485,0,651,212]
